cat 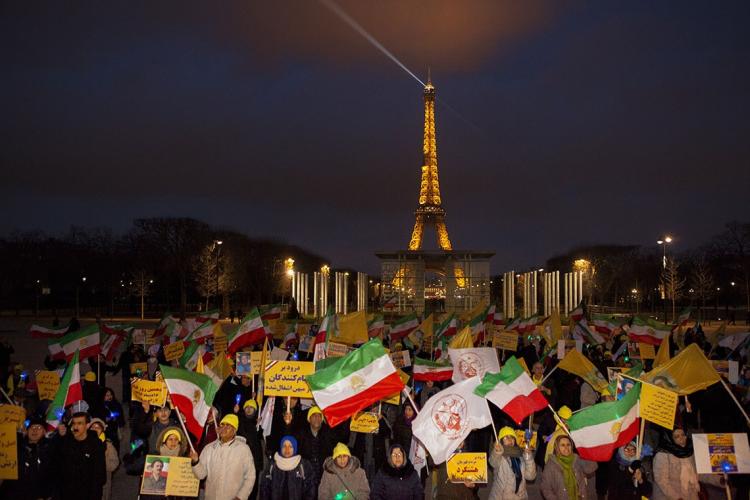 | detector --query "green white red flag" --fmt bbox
[567,383,641,462]
[184,320,221,344]
[305,339,405,427]
[160,364,218,439]
[435,313,457,338]
[196,308,220,324]
[674,307,692,327]
[572,318,606,345]
[569,300,586,322]
[47,338,65,360]
[627,316,670,345]
[367,314,385,338]
[413,357,453,382]
[473,356,547,424]
[45,350,83,429]
[60,325,100,360]
[228,307,267,353]
[30,324,68,339]
[260,304,282,321]
[389,313,419,341]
